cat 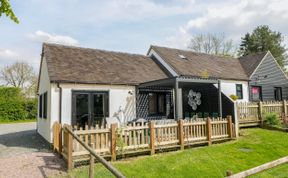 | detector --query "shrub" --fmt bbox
[230,94,238,101]
[0,87,23,101]
[264,112,280,126]
[0,101,27,121]
[0,87,37,122]
[24,99,38,120]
